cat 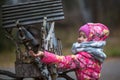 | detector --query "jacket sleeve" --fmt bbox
[41,51,79,69]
